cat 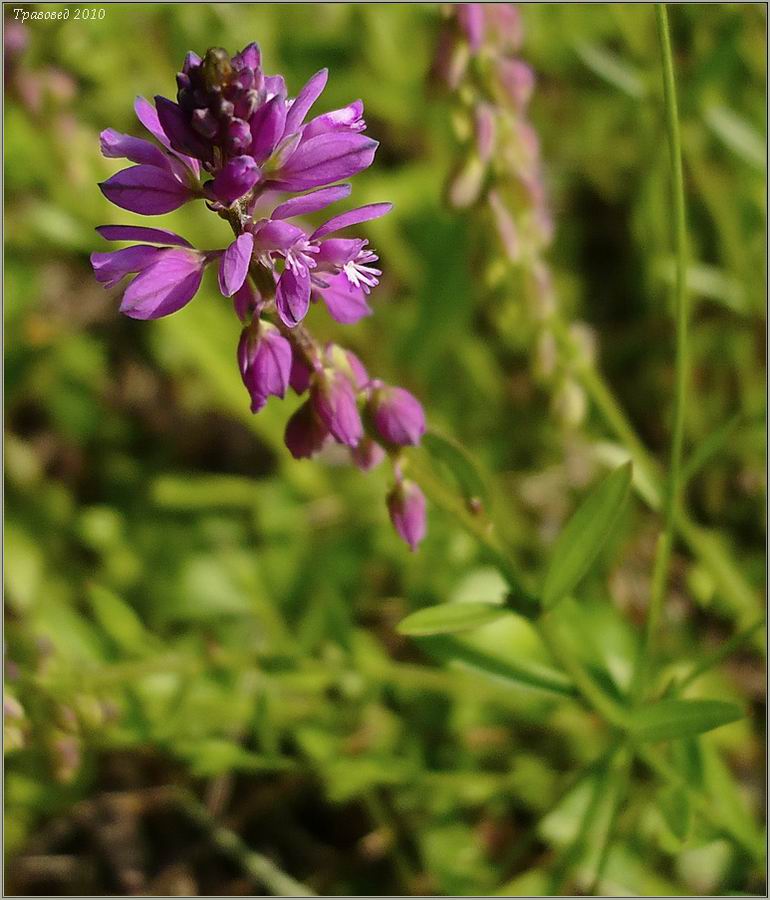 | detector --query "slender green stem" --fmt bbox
[634,747,765,863]
[177,789,317,896]
[676,617,765,693]
[632,4,690,703]
[537,615,628,729]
